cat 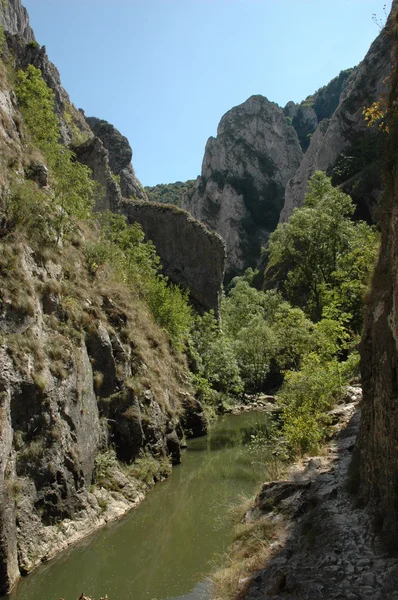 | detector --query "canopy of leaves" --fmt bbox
[267,171,379,328]
[144,180,195,207]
